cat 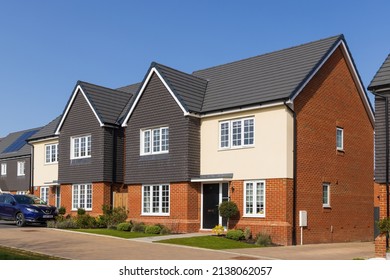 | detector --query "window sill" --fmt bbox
[141,213,170,217]
[243,214,265,218]
[219,145,255,152]
[336,149,345,156]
